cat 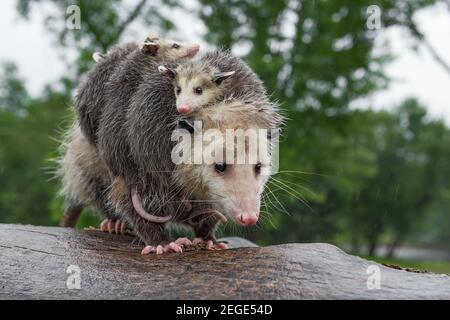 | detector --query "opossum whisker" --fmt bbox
[270,176,311,205]
[268,178,312,212]
[263,185,291,217]
[268,179,309,208]
[274,170,327,178]
[272,177,319,199]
